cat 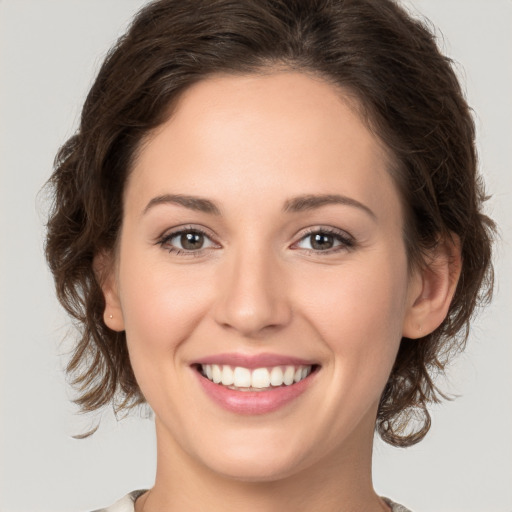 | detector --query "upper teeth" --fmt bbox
[201,364,312,389]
